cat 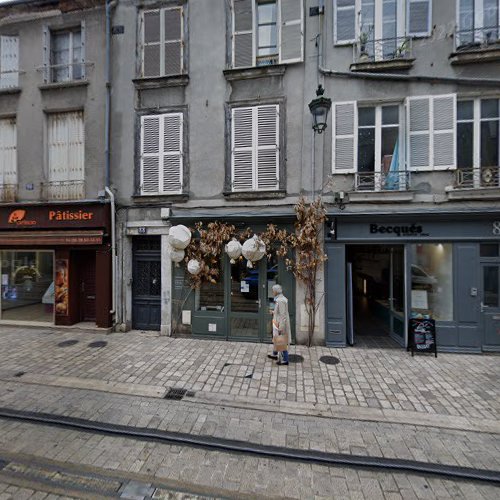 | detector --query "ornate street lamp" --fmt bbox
[308,84,332,134]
